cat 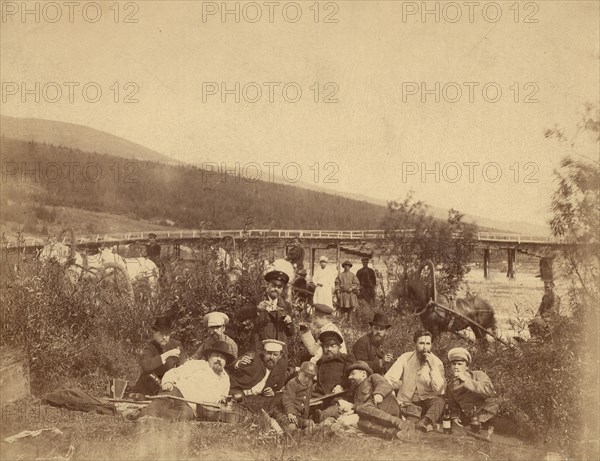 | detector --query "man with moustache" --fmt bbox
[229,339,289,416]
[192,312,238,360]
[344,361,413,439]
[137,341,233,422]
[312,331,354,423]
[299,303,347,363]
[352,312,394,374]
[130,316,186,397]
[238,271,295,352]
[384,330,446,432]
